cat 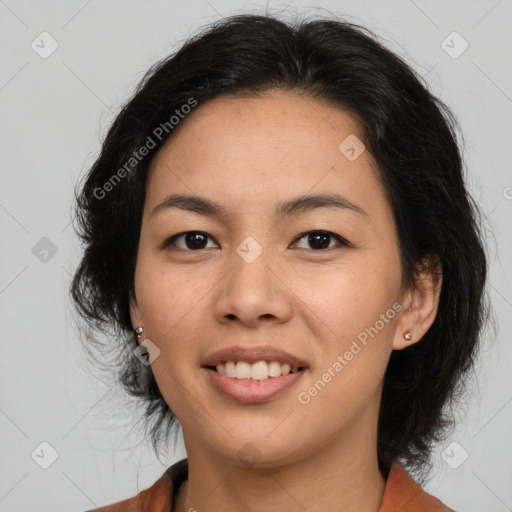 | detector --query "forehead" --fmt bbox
[145,90,386,220]
[153,90,365,164]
